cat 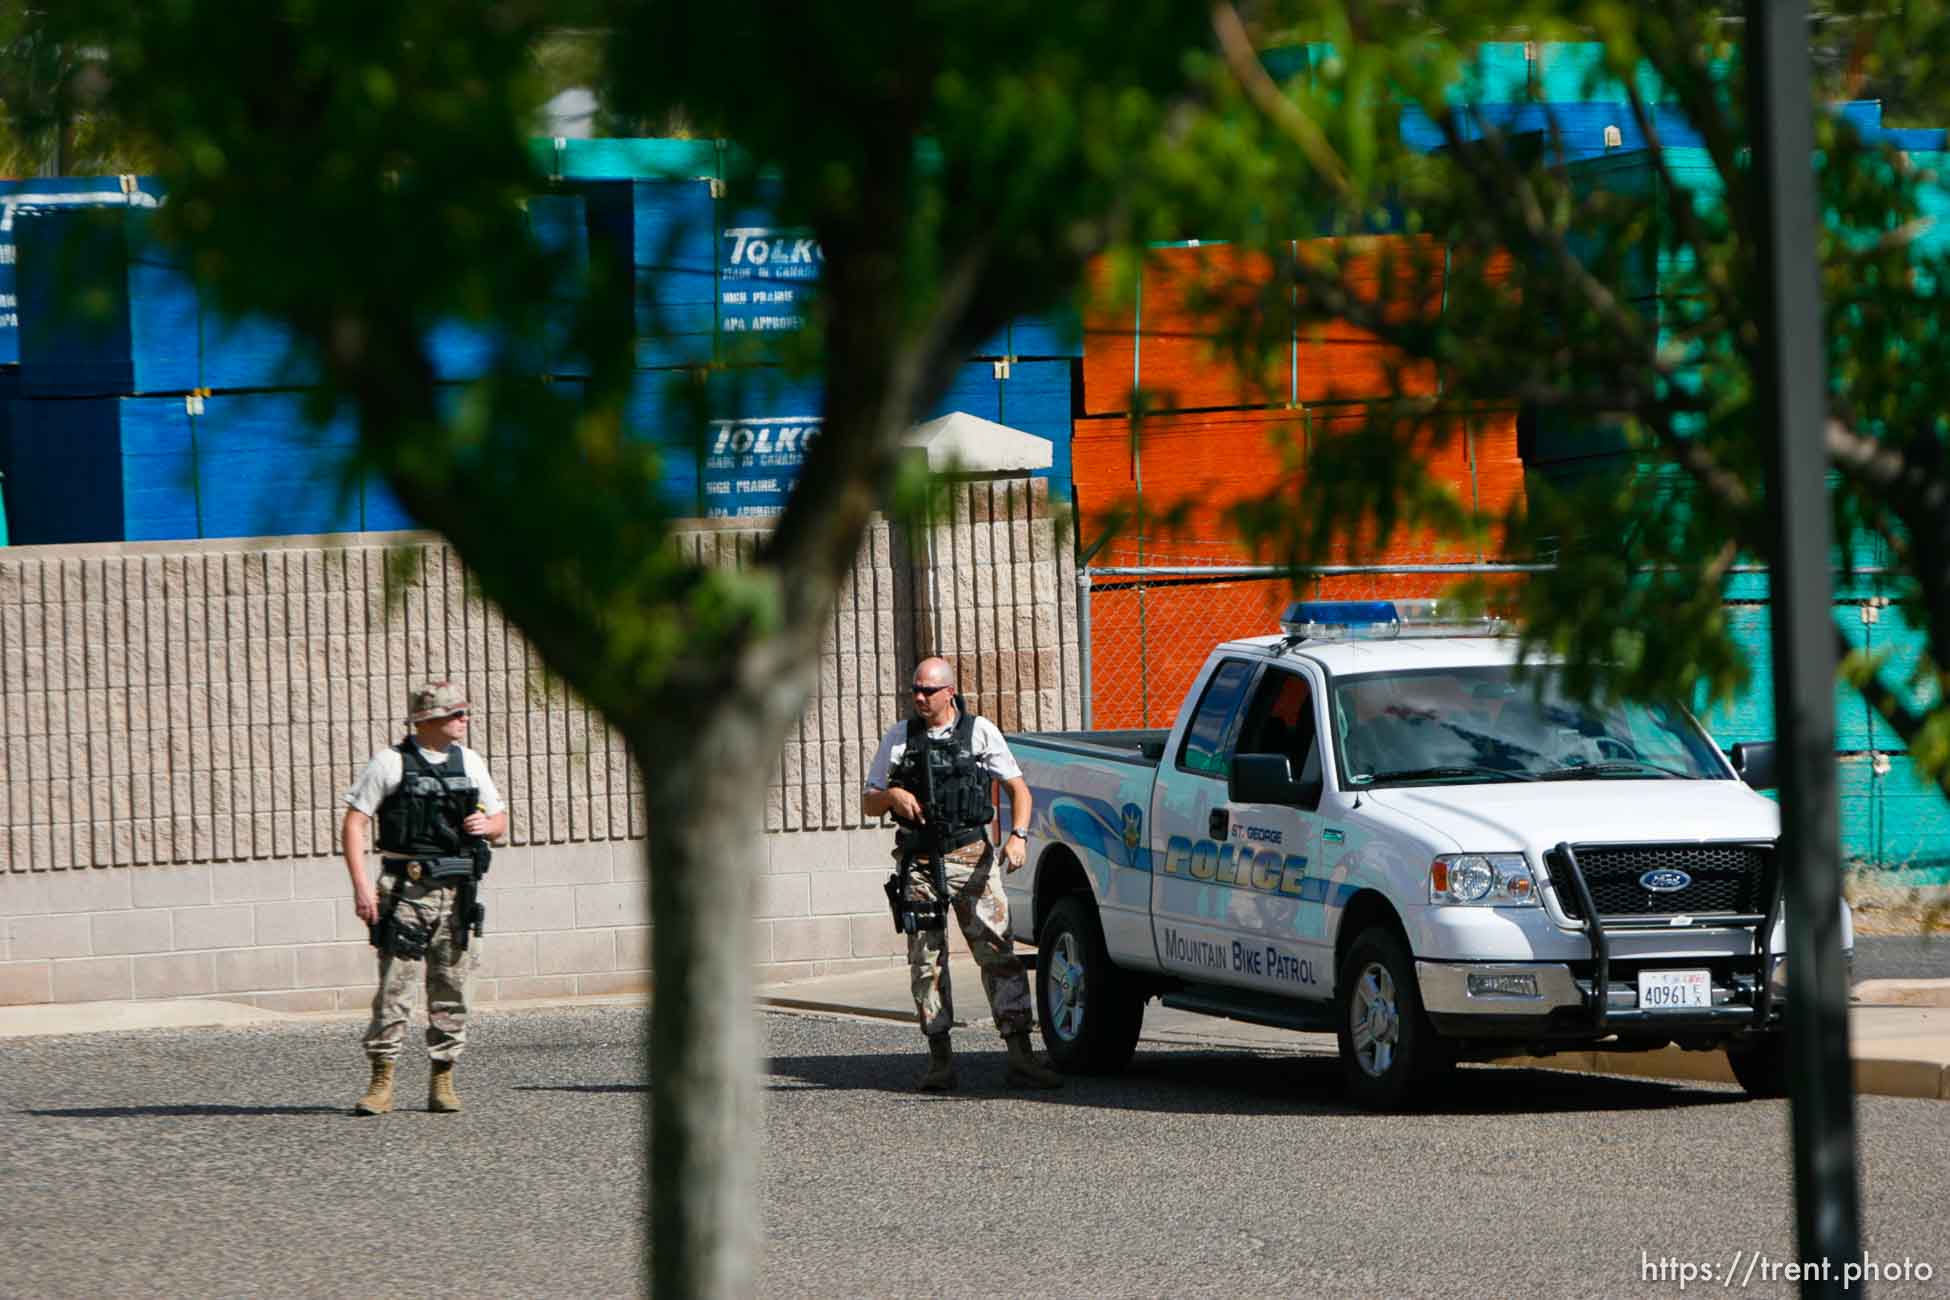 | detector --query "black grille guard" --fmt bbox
[1545,841,1785,1034]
